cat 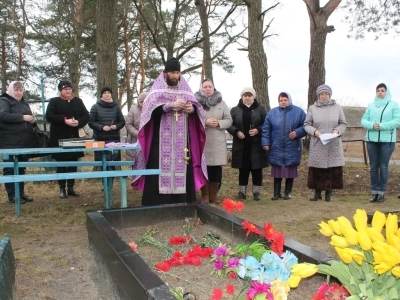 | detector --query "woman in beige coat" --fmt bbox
[304,84,347,202]
[125,92,147,161]
[195,79,232,203]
